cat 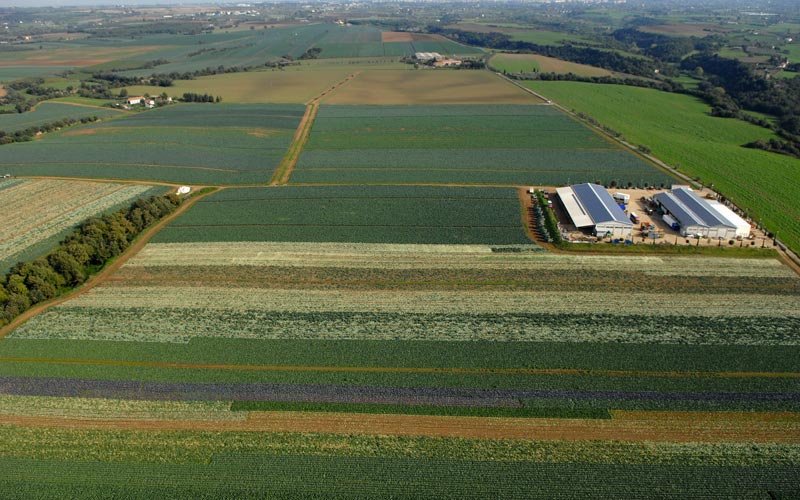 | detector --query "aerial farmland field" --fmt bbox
[525,81,800,253]
[490,53,612,77]
[1,5,799,498]
[0,178,162,272]
[95,23,479,79]
[2,237,799,498]
[153,186,533,244]
[122,61,380,104]
[0,102,124,133]
[294,104,675,186]
[0,103,304,184]
[320,69,535,105]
